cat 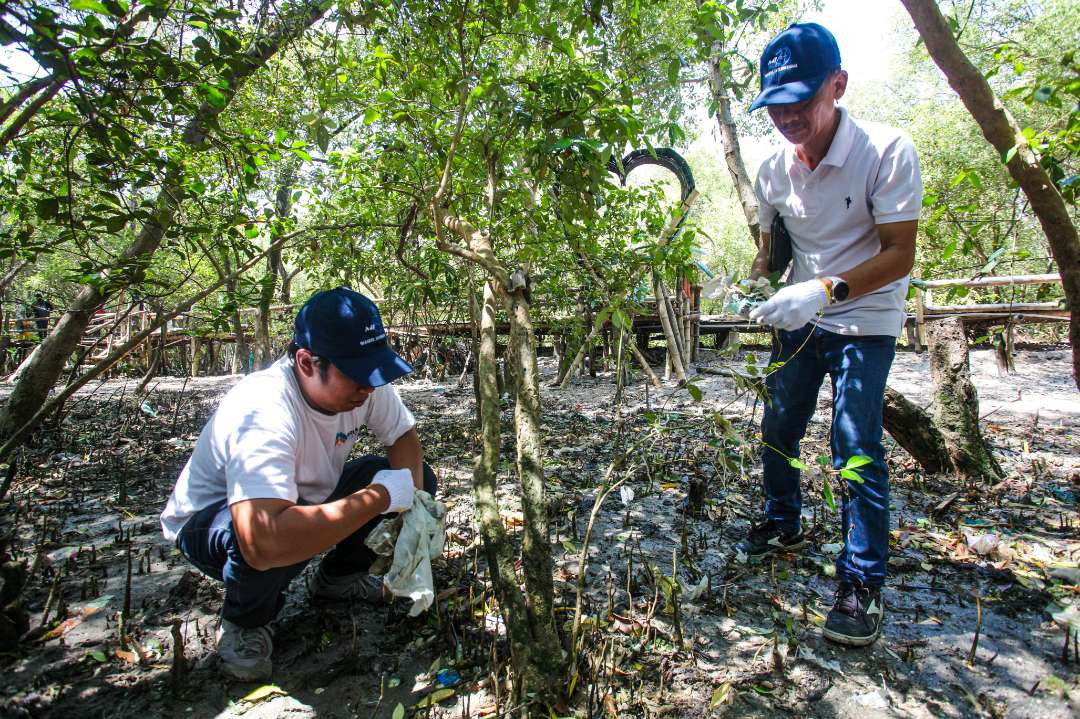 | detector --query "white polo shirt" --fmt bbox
[755,107,923,337]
